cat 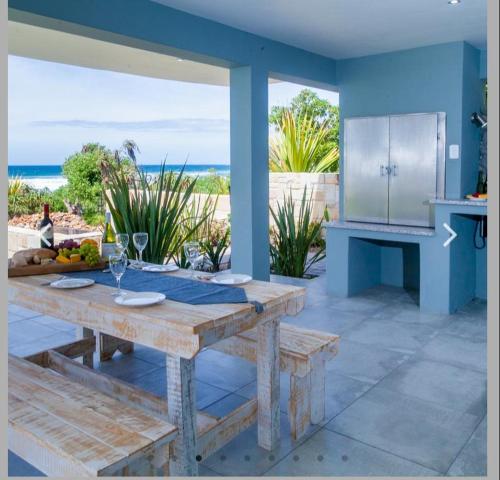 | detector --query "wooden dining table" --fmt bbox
[8,270,306,476]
